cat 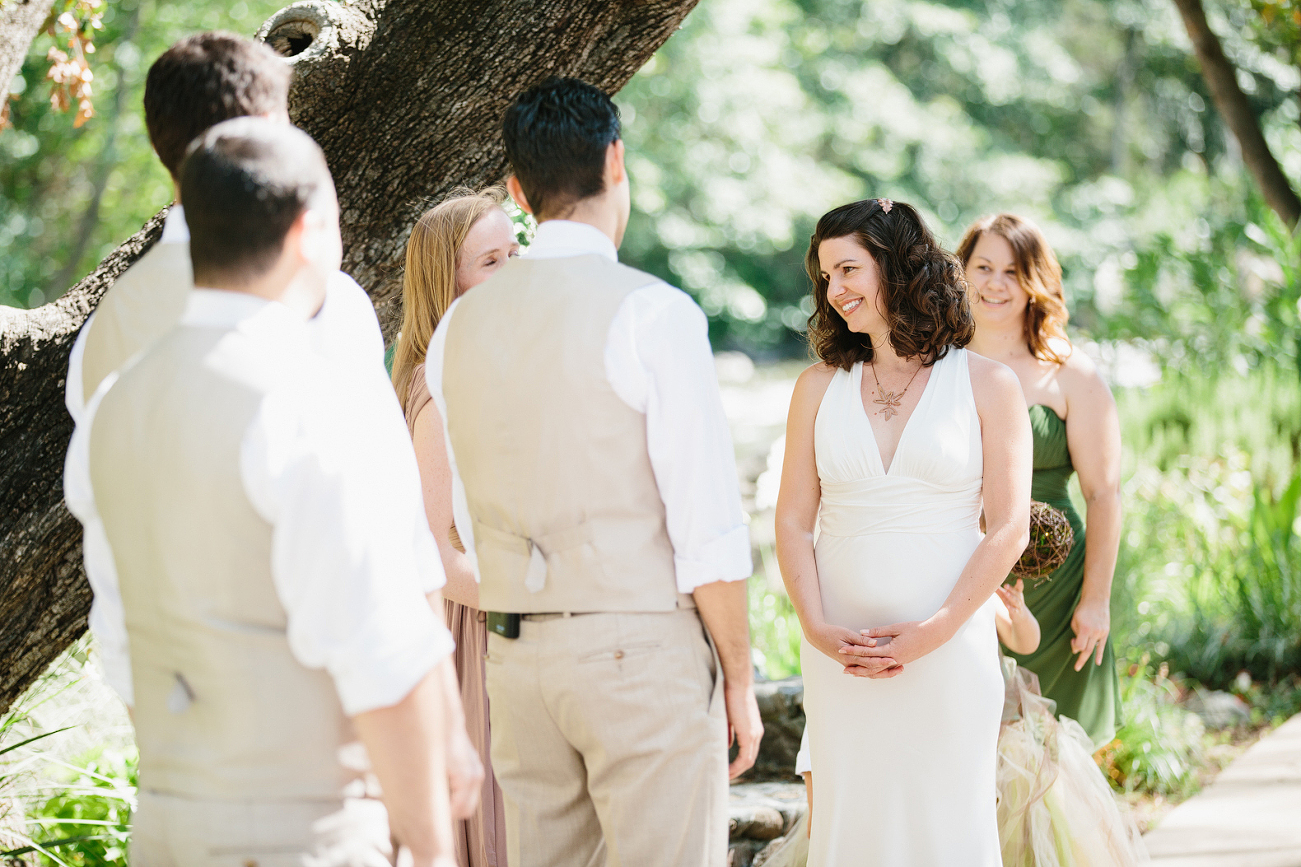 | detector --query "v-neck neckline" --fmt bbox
[855,355,941,476]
